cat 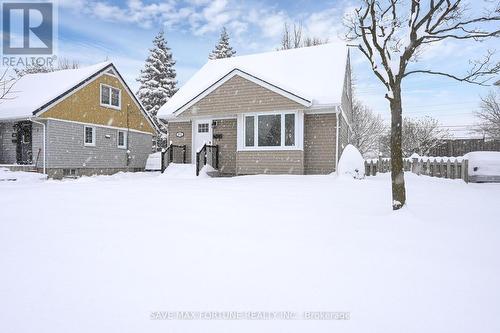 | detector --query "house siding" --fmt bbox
[338,113,349,159]
[236,151,303,175]
[168,121,192,163]
[45,119,152,171]
[304,114,337,174]
[213,119,237,175]
[177,75,304,119]
[40,73,155,134]
[0,122,17,164]
[341,53,353,125]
